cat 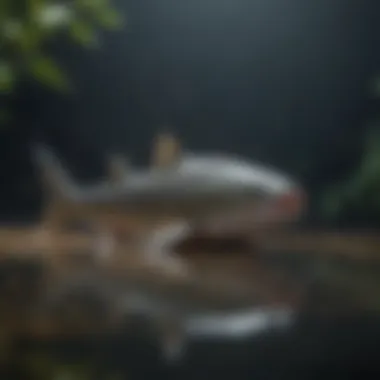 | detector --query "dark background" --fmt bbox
[1,0,380,224]
[1,2,380,377]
